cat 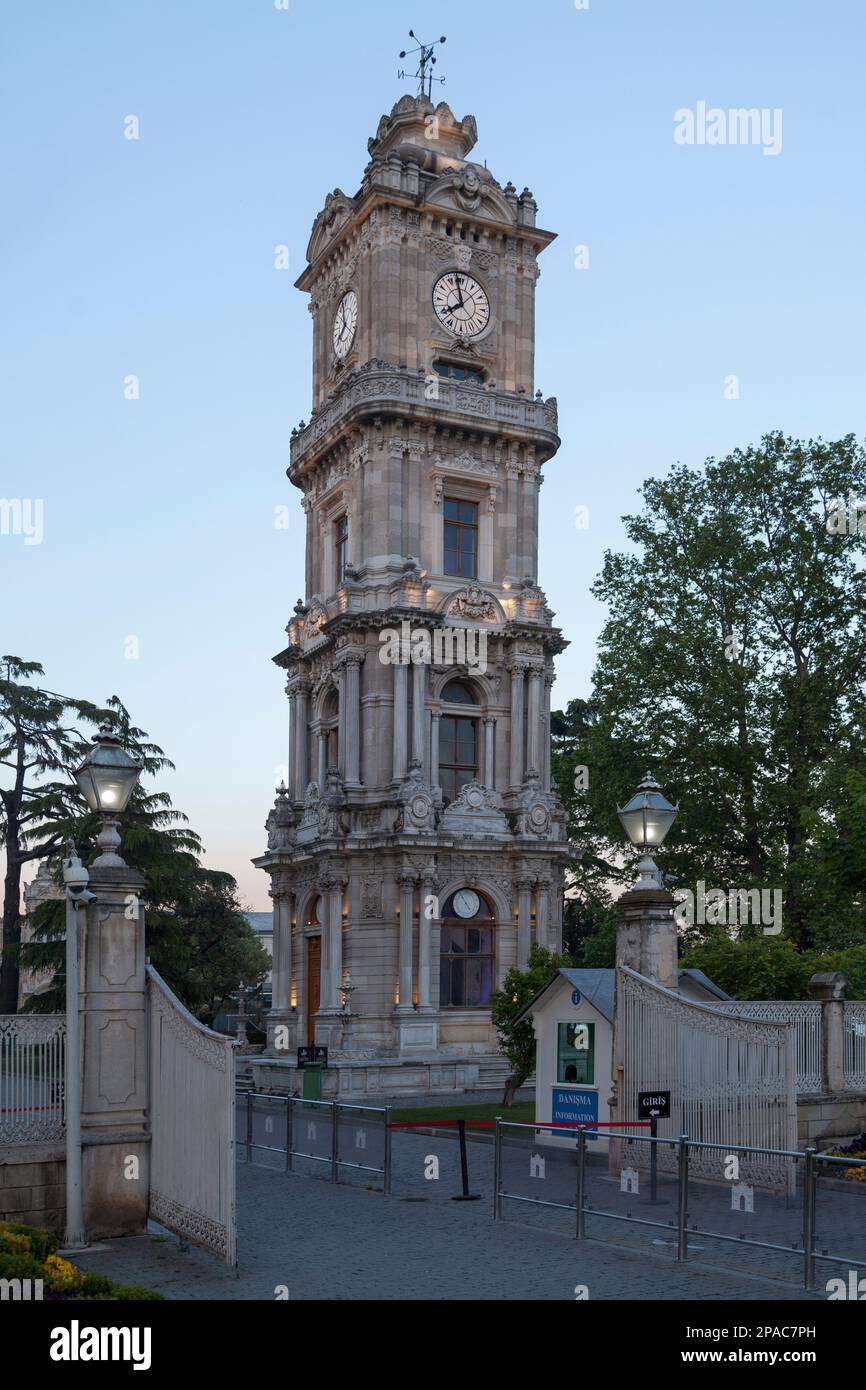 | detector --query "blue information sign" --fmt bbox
[551,1087,598,1140]
[570,988,582,1005]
